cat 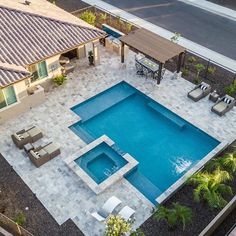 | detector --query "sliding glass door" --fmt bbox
[30,61,48,82]
[0,86,17,110]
